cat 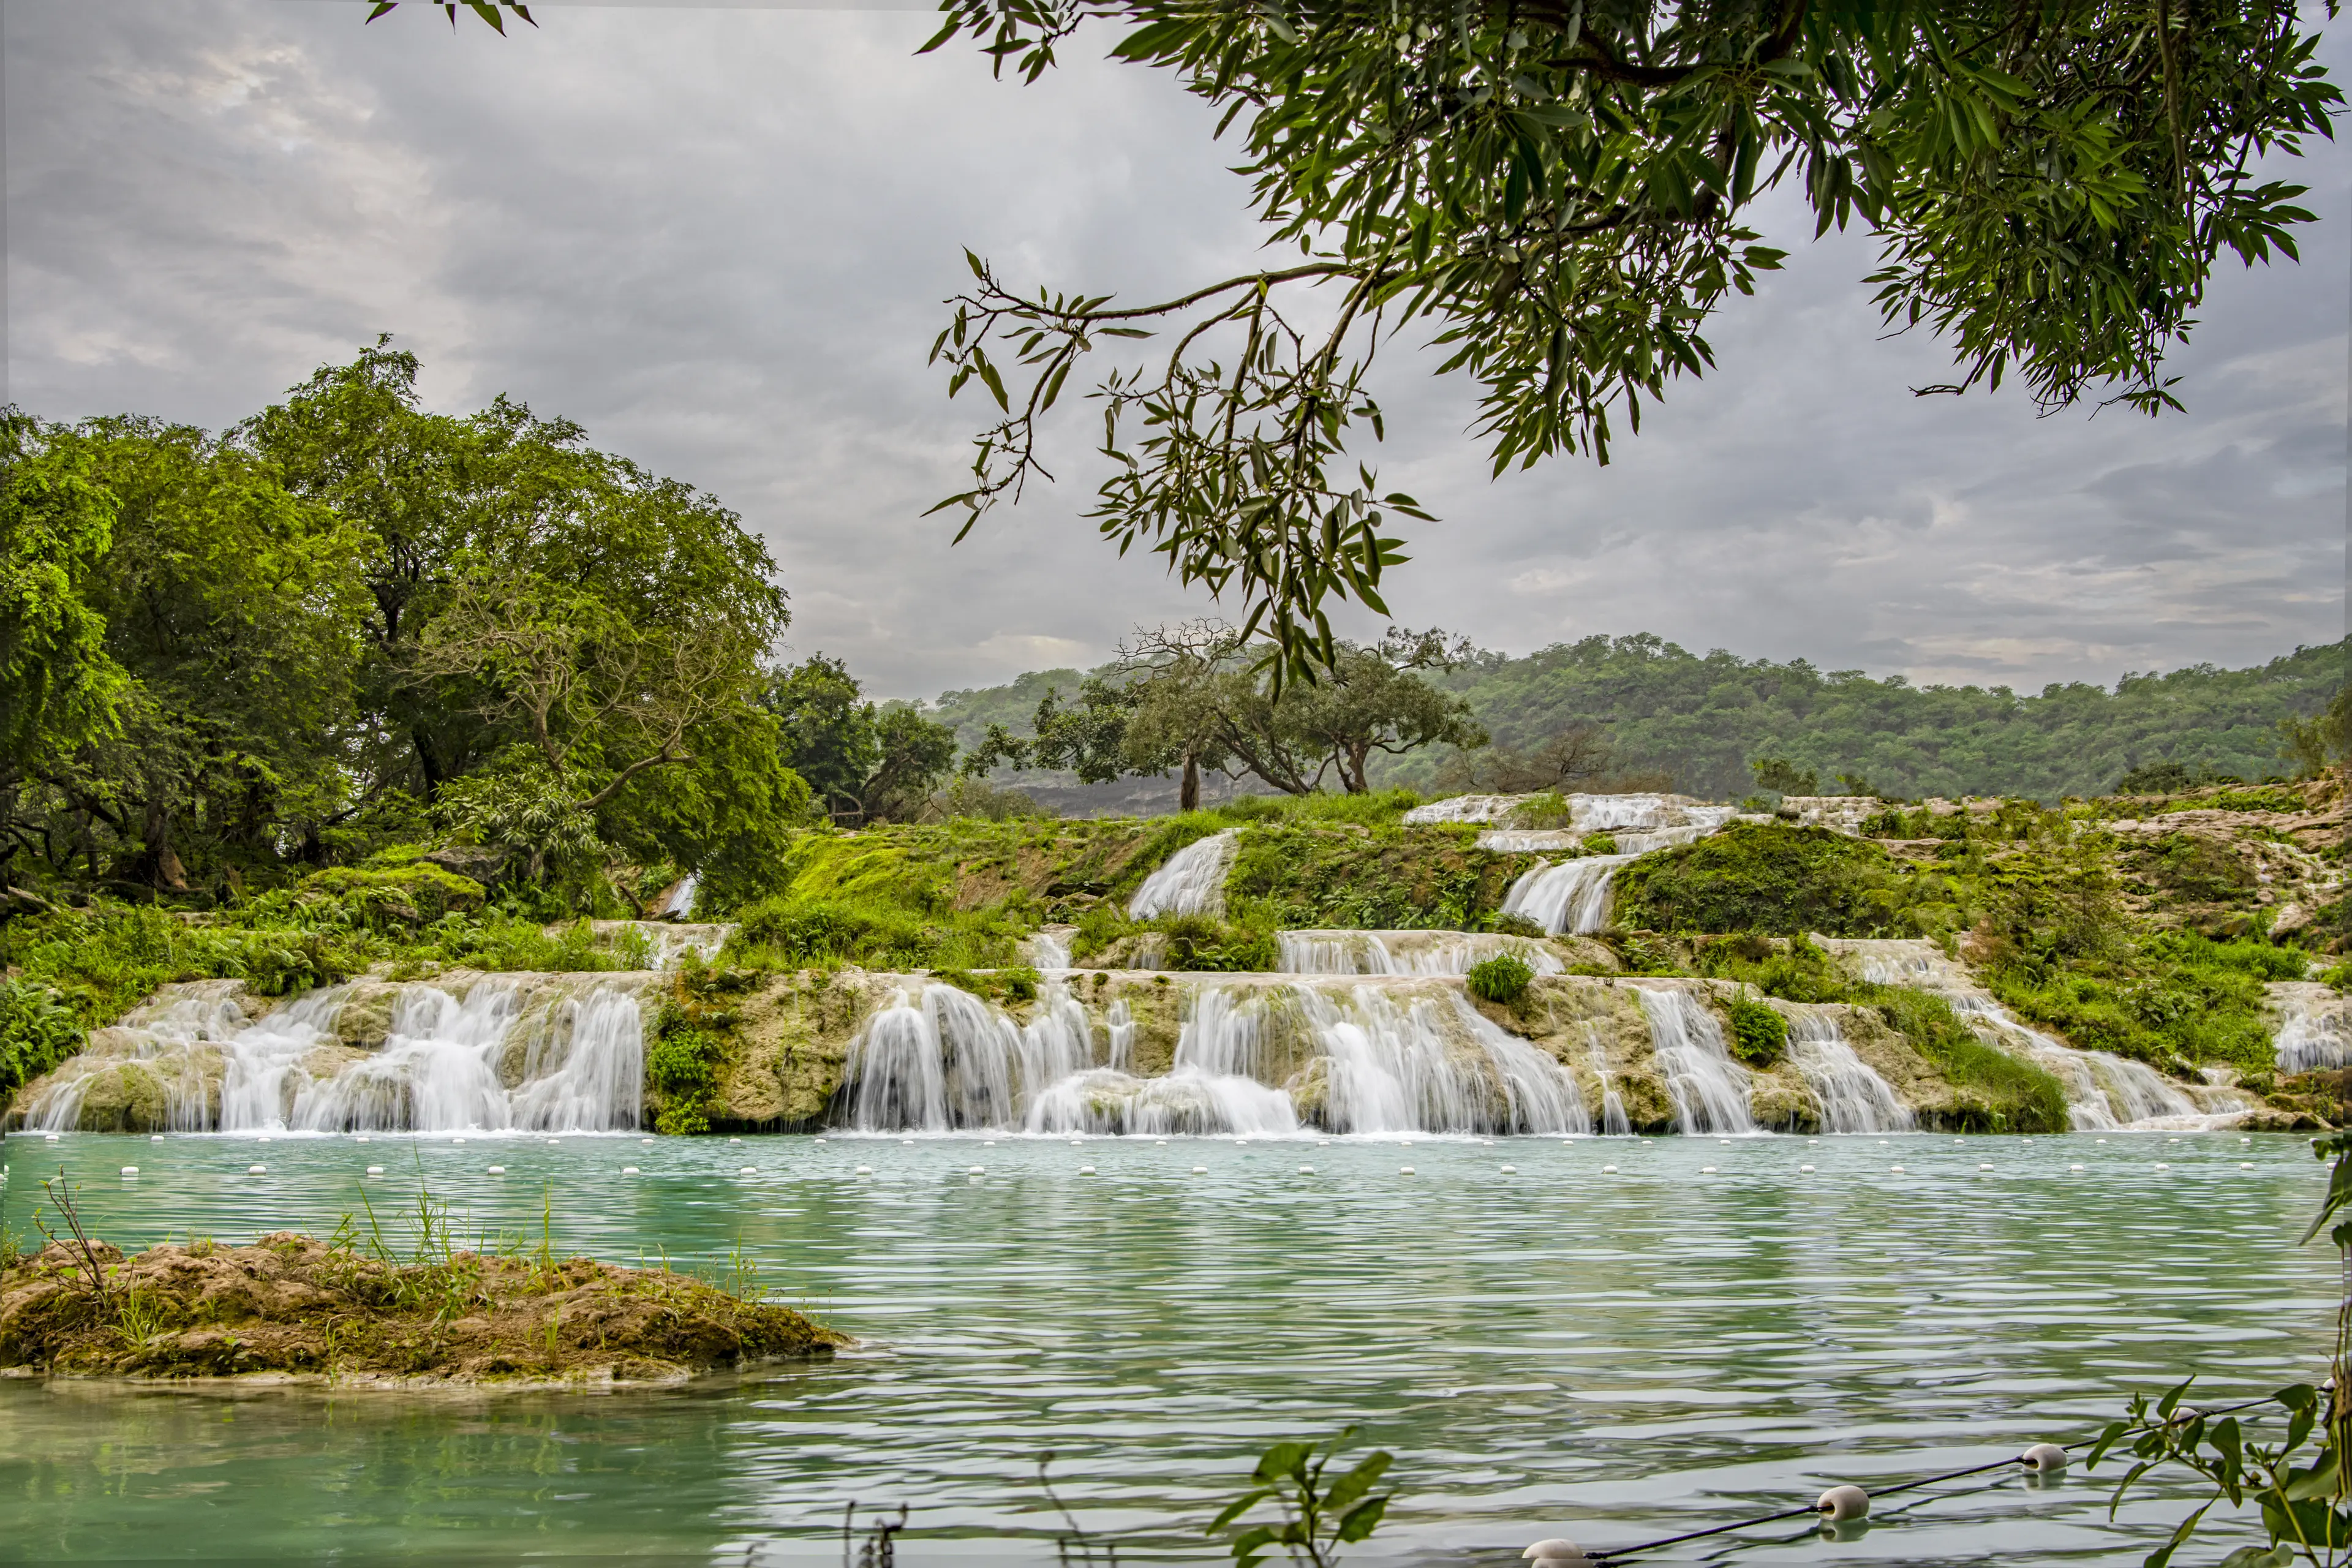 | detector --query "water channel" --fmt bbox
[0,1129,2333,1564]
